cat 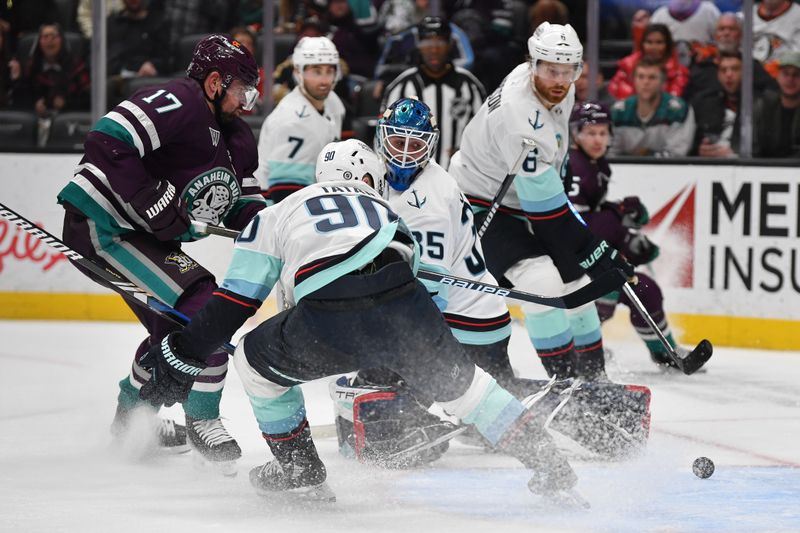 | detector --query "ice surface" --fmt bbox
[1,318,798,533]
